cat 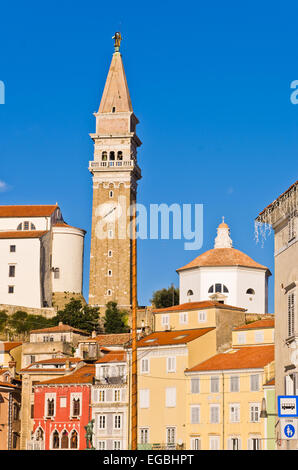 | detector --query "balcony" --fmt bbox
[94,375,127,385]
[27,440,45,450]
[137,443,185,450]
[89,160,141,175]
